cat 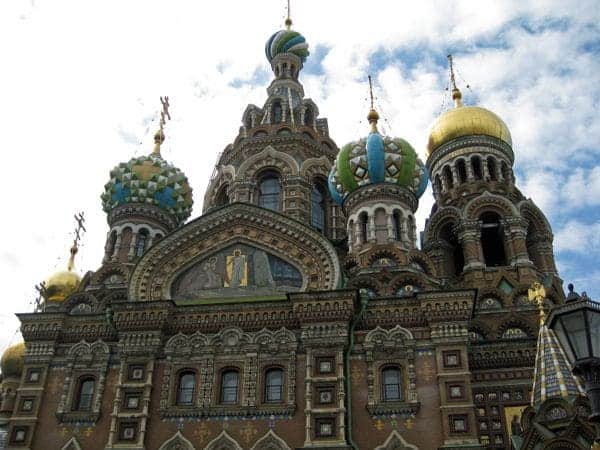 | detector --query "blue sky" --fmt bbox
[0,0,598,350]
